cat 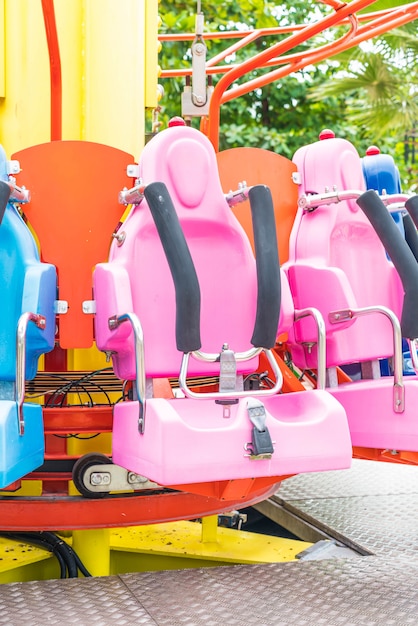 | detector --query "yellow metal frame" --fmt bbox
[0,0,158,157]
[0,518,312,583]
